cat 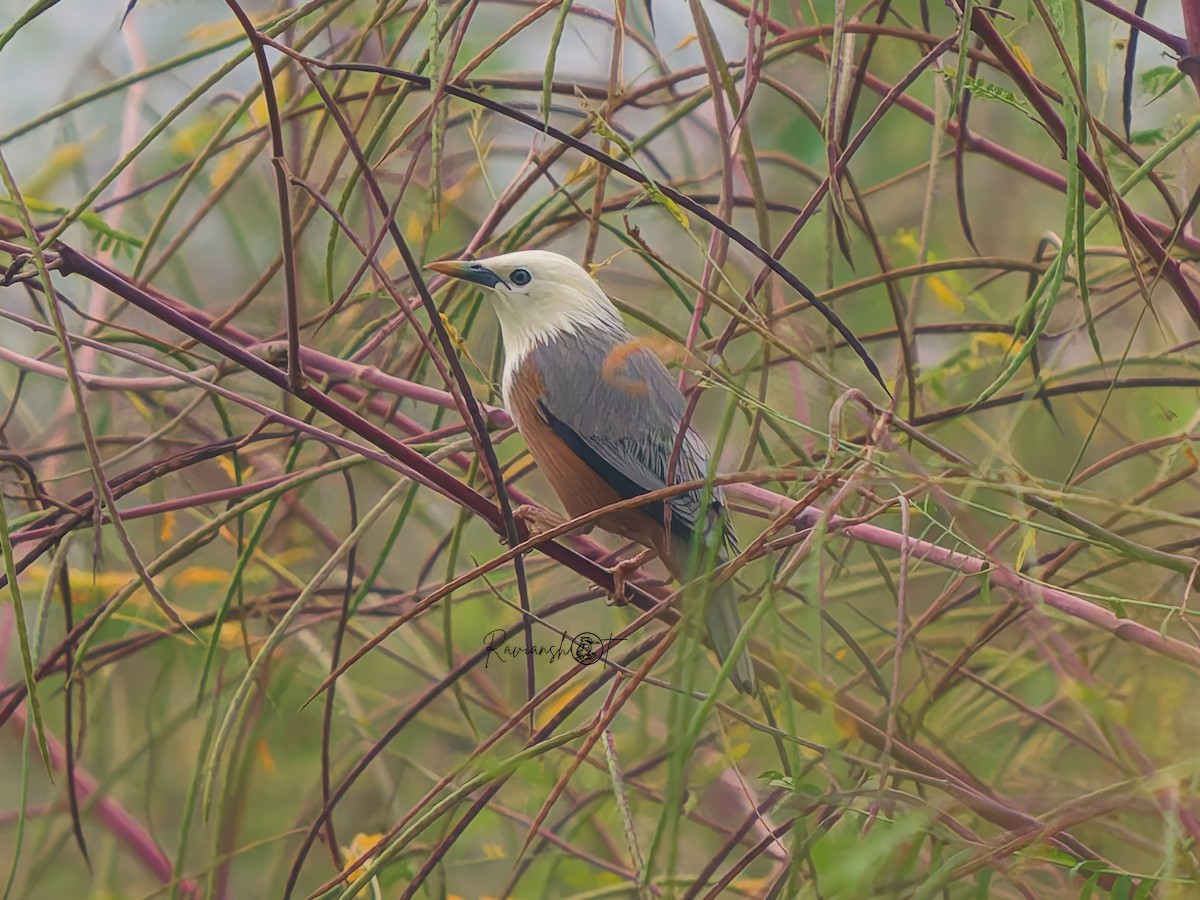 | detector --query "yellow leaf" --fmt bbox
[125,391,153,418]
[25,143,85,196]
[275,546,312,567]
[341,833,385,884]
[972,332,1021,354]
[172,566,230,588]
[21,565,132,604]
[216,622,249,649]
[675,33,698,50]
[186,16,269,44]
[1014,526,1037,572]
[928,276,964,314]
[66,567,135,602]
[565,158,594,183]
[439,312,466,354]
[537,683,584,730]
[481,843,505,860]
[1011,44,1035,75]
[805,679,833,703]
[347,832,383,856]
[209,148,249,191]
[404,212,424,244]
[723,742,751,764]
[159,511,175,542]
[248,97,267,130]
[256,738,275,772]
[171,118,215,158]
[442,179,467,205]
[893,228,920,255]
[216,456,243,483]
[833,707,859,740]
[734,880,768,894]
[507,456,538,481]
[248,68,292,129]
